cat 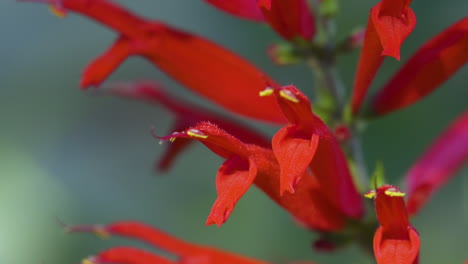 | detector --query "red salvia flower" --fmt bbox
[405,111,468,215]
[260,84,364,219]
[20,0,285,124]
[351,0,416,114]
[103,81,270,171]
[157,122,346,231]
[204,0,316,41]
[366,185,420,264]
[67,221,269,264]
[371,17,468,115]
